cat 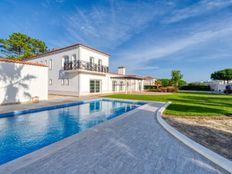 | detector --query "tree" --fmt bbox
[170,70,183,88]
[211,69,232,84]
[179,79,187,87]
[159,79,171,87]
[154,79,162,89]
[0,32,47,60]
